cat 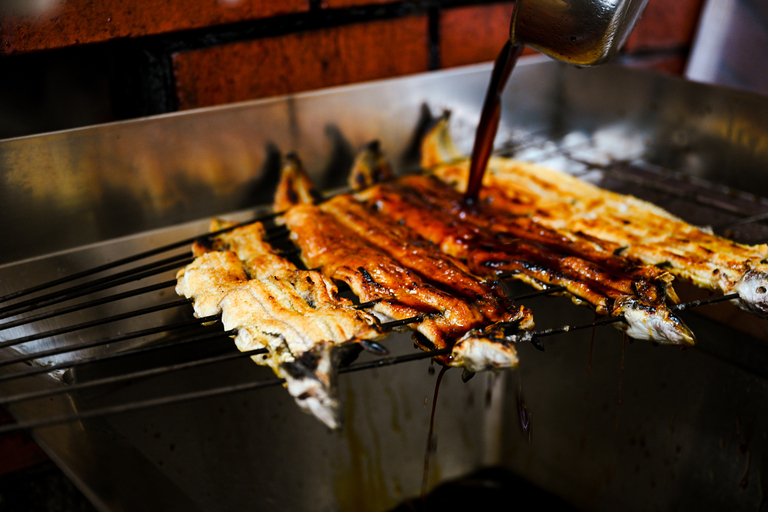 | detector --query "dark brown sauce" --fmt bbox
[465,40,525,203]
[615,333,627,433]
[516,371,532,443]
[739,447,751,490]
[587,323,597,375]
[579,322,598,453]
[422,366,450,502]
